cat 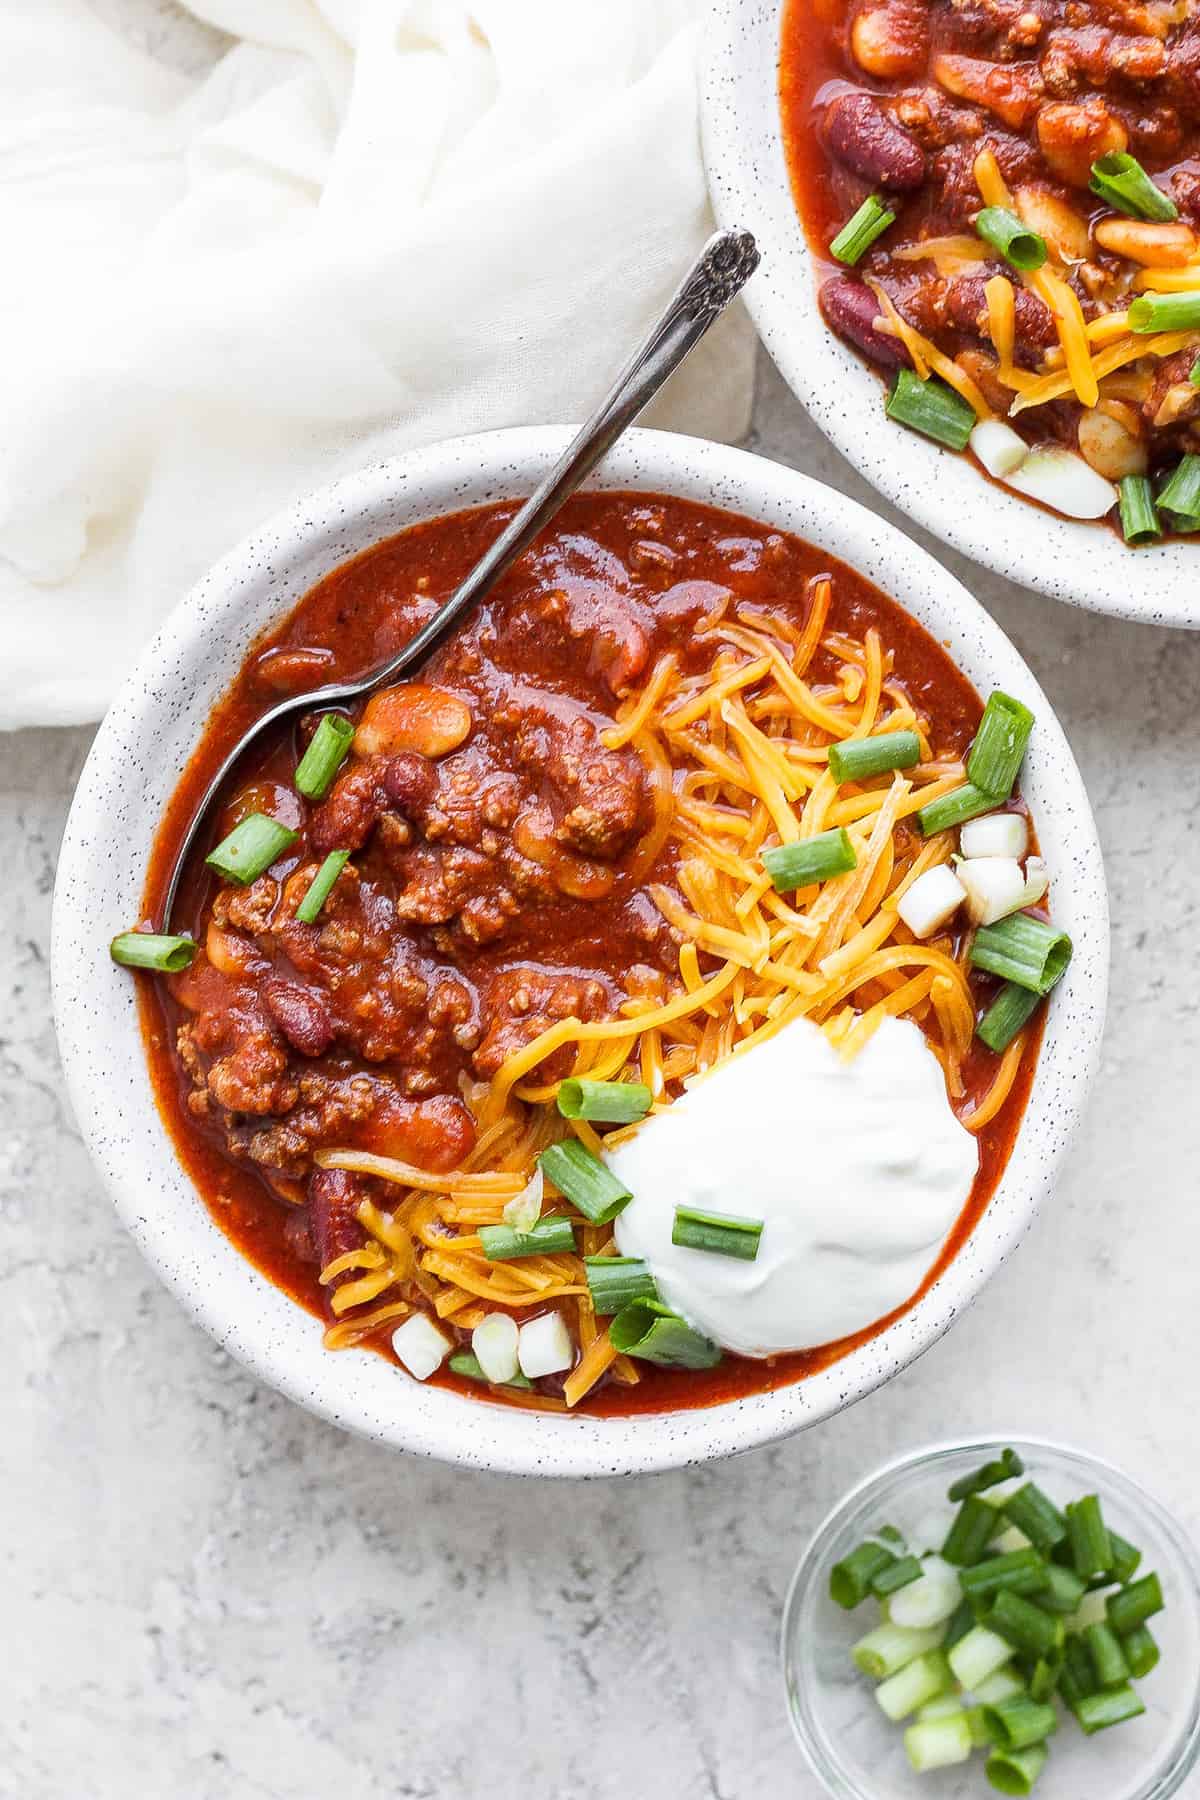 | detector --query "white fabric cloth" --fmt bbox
[0,0,754,727]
